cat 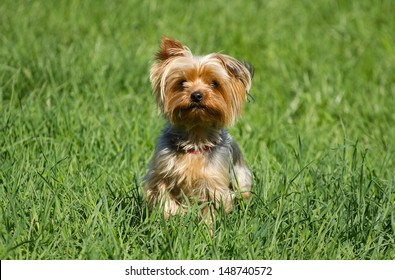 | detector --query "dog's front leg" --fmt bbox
[145,182,184,219]
[230,140,252,199]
